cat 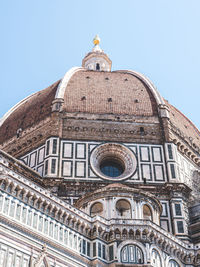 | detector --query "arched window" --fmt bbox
[90,202,103,217]
[96,63,100,70]
[116,199,131,218]
[143,204,152,220]
[169,259,180,267]
[121,244,144,264]
[151,249,162,267]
